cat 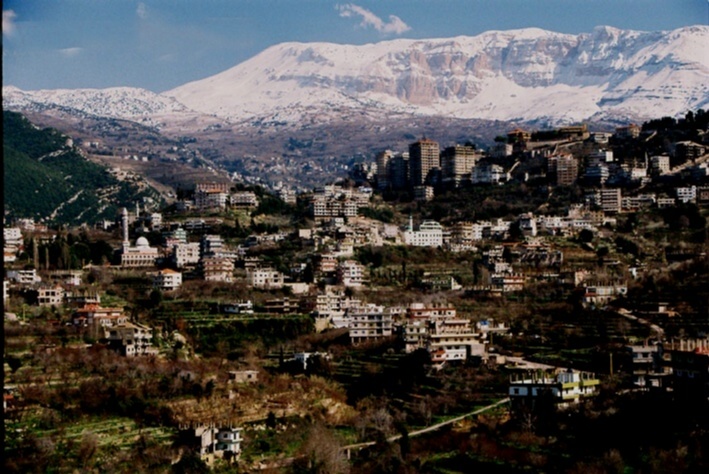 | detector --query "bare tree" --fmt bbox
[296,424,349,474]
